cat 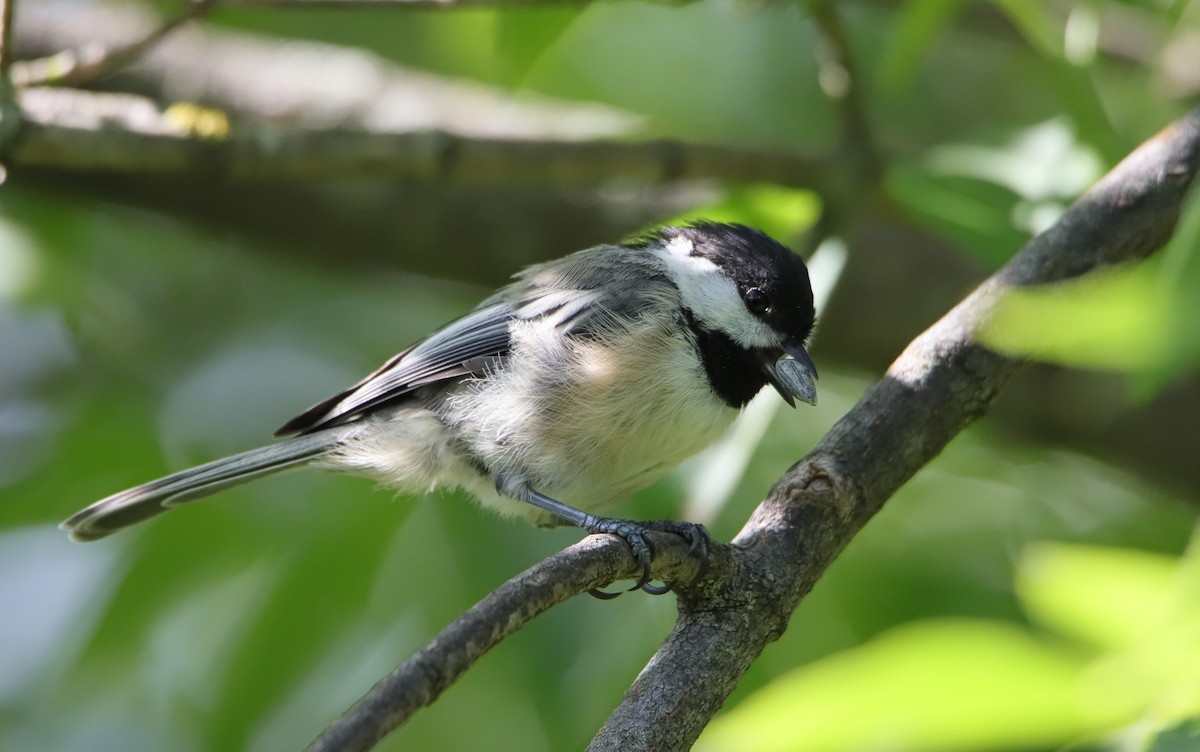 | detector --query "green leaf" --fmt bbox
[979,265,1175,372]
[1017,539,1200,736]
[1017,542,1177,650]
[978,180,1200,385]
[989,0,1063,59]
[497,6,586,84]
[889,118,1107,267]
[1147,183,1200,386]
[698,619,1105,752]
[924,118,1103,202]
[1081,541,1200,733]
[886,164,1028,267]
[877,0,964,97]
[985,1,1122,161]
[666,185,822,242]
[1146,719,1200,752]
